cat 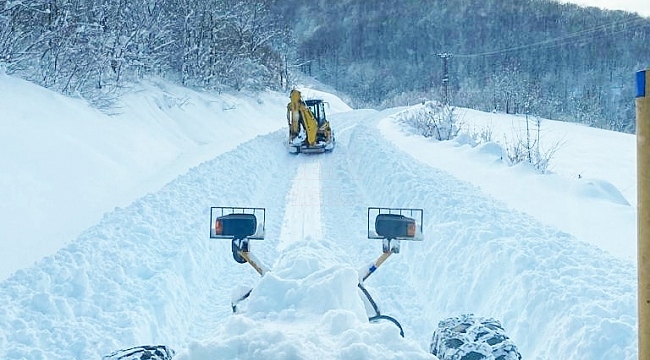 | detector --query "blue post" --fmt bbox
[638,70,647,98]
[637,68,650,360]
